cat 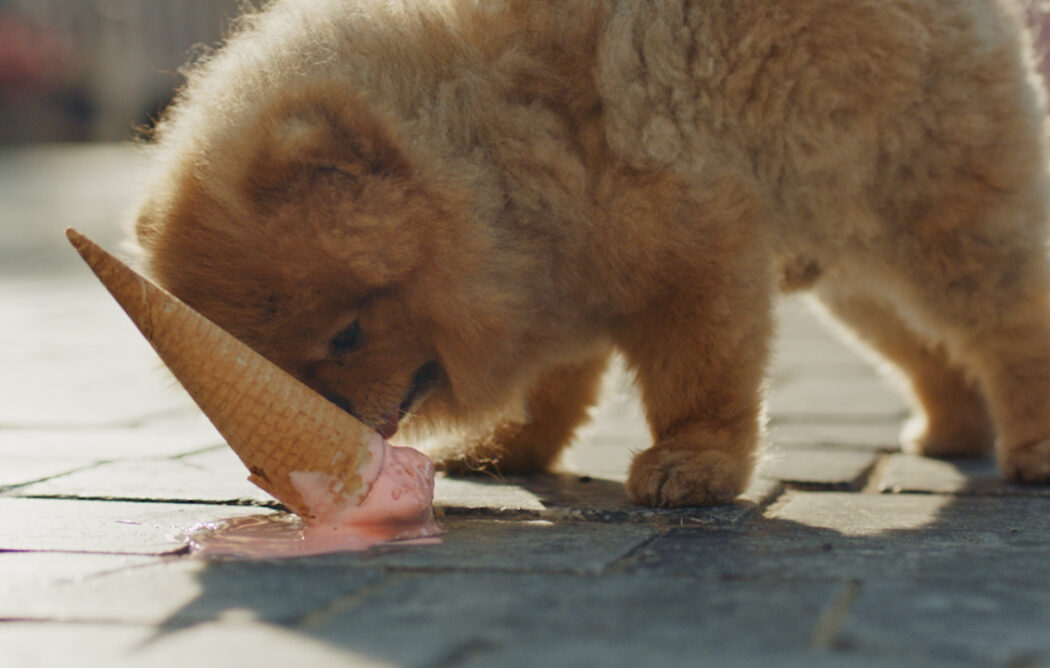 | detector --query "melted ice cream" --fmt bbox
[186,436,441,558]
